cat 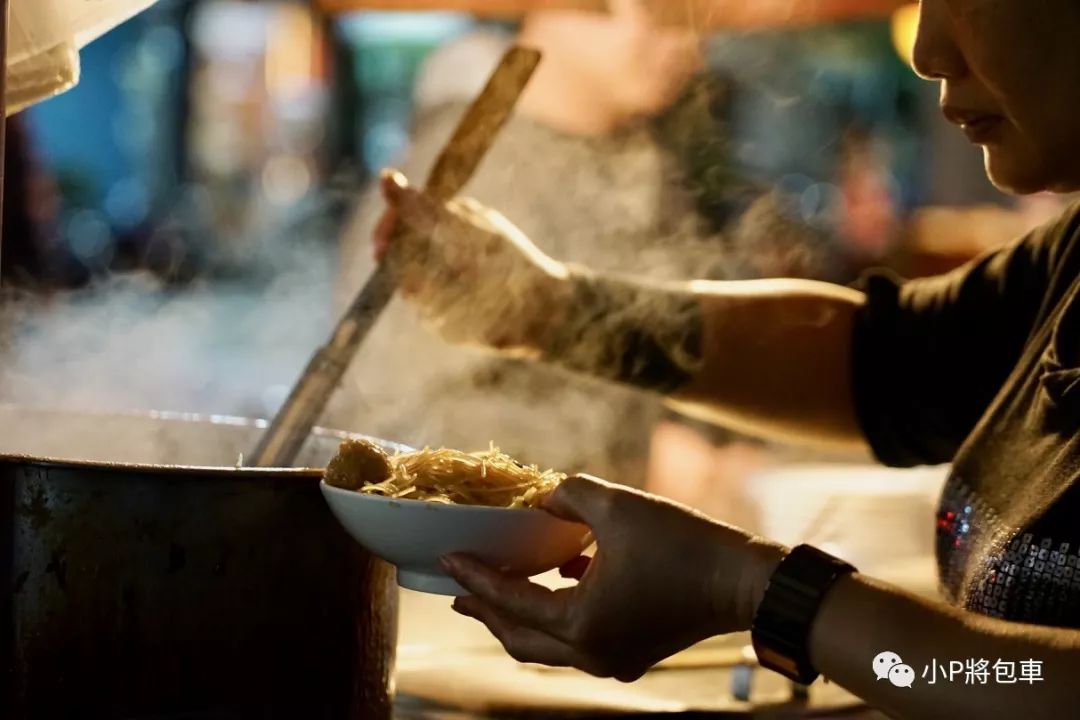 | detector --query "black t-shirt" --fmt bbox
[854,203,1080,627]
